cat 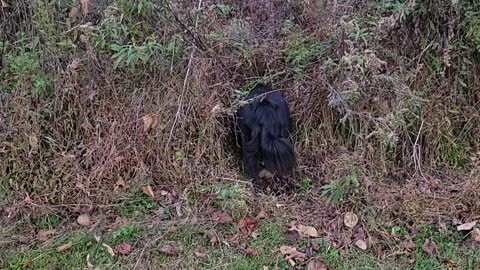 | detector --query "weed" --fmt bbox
[120,193,159,217]
[321,168,360,203]
[214,184,248,218]
[111,223,141,244]
[36,214,61,229]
